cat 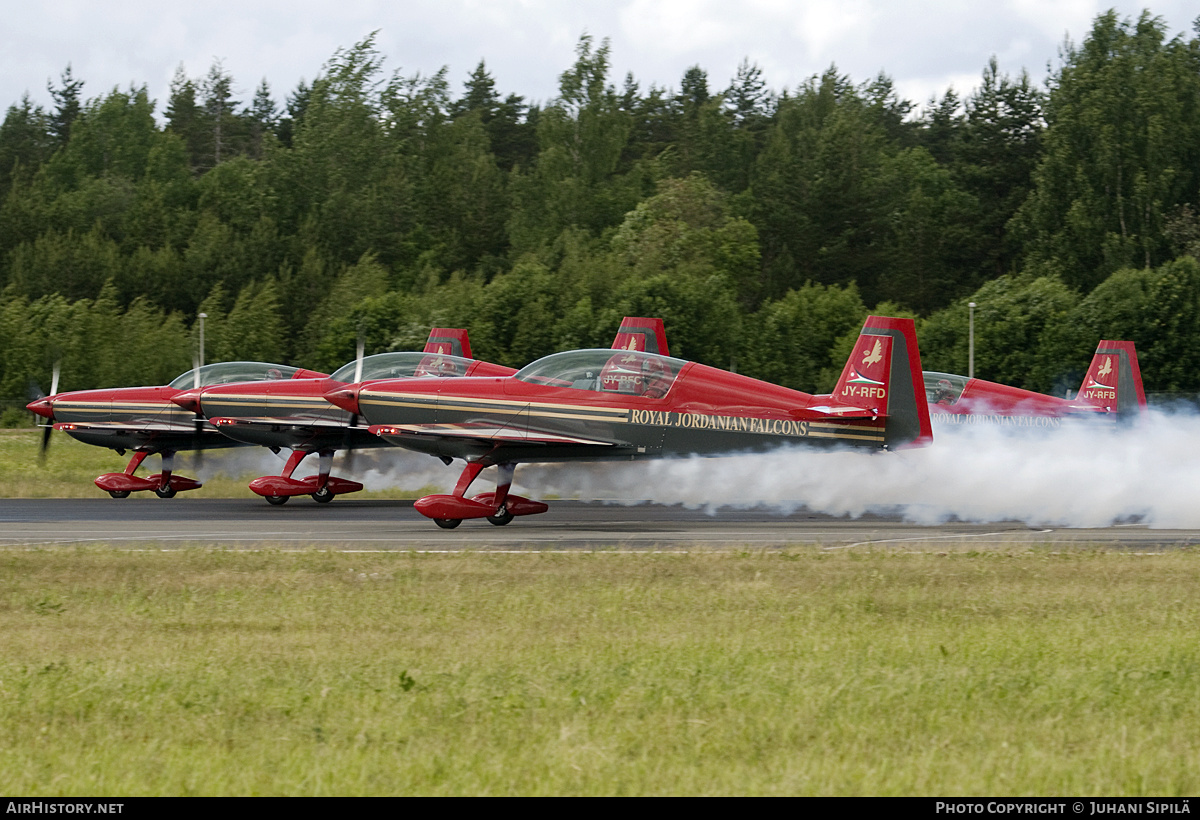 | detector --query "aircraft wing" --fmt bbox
[207,416,385,451]
[54,420,209,434]
[367,422,621,448]
[209,415,352,429]
[52,420,228,452]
